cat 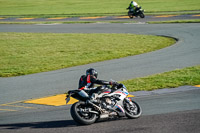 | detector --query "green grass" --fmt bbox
[148,19,200,24]
[0,32,175,77]
[0,0,200,17]
[142,0,200,12]
[122,65,200,92]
